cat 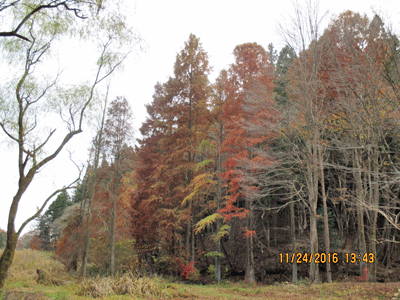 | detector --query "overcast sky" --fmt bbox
[1,0,399,235]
